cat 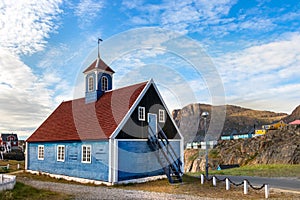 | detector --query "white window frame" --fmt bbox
[138,106,146,121]
[38,145,44,160]
[88,76,94,92]
[57,145,65,162]
[101,76,108,91]
[159,109,165,122]
[81,145,92,163]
